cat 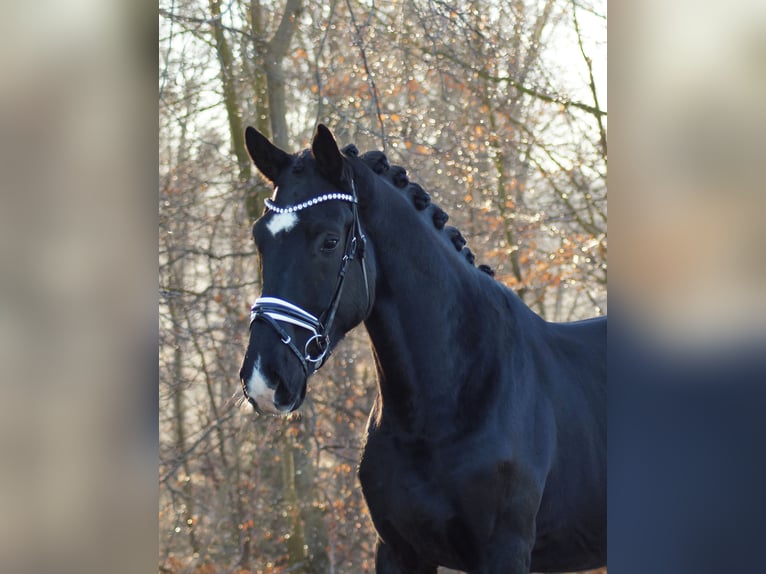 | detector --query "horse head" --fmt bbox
[239,125,376,414]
